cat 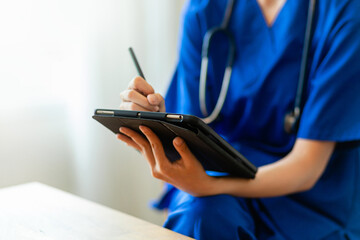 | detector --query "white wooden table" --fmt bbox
[0,182,194,240]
